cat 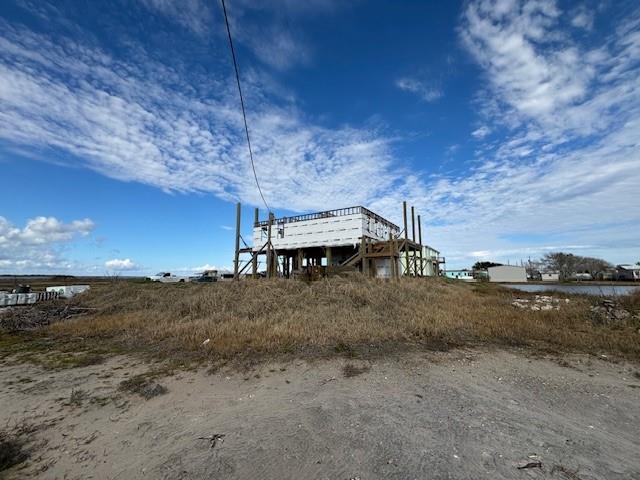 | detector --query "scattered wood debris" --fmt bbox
[517,460,542,470]
[198,434,225,449]
[0,303,96,332]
